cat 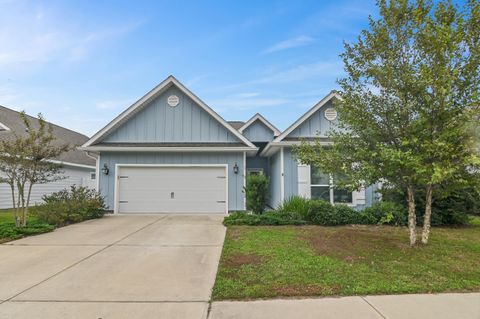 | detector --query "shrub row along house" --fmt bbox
[0,106,96,209]
[80,76,379,214]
